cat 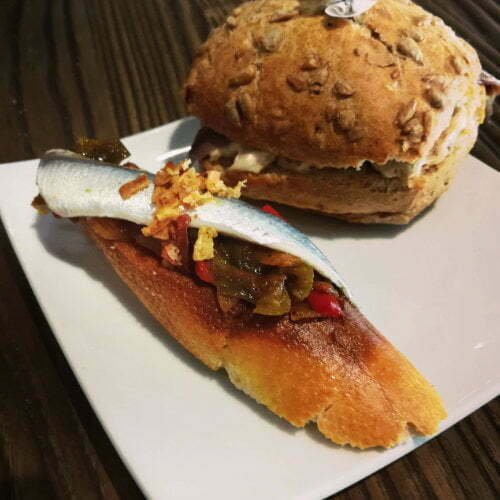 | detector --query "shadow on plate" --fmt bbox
[264,201,436,241]
[153,117,201,166]
[166,117,200,152]
[34,215,297,436]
